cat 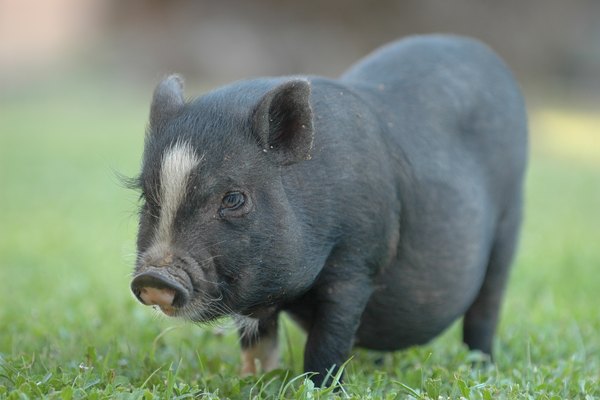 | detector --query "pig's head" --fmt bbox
[130,75,316,322]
